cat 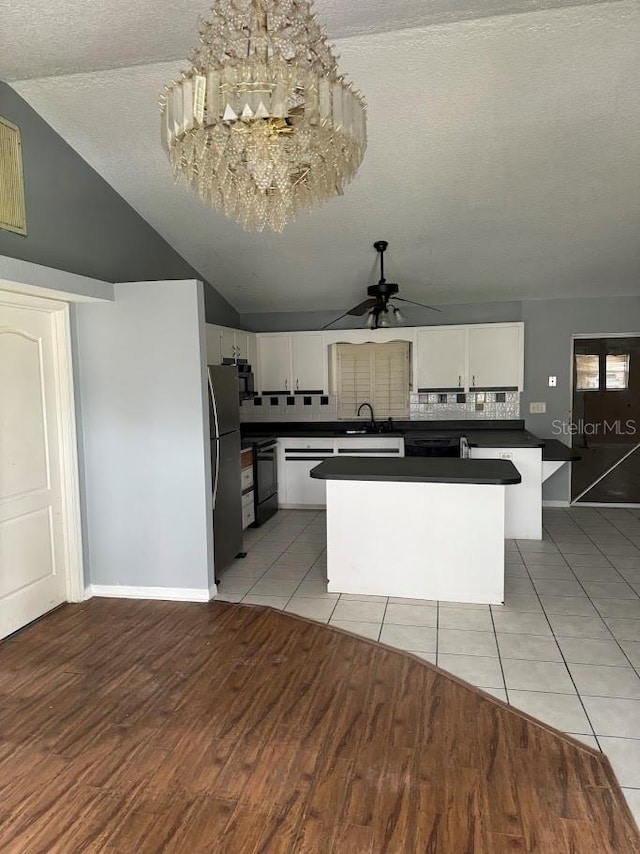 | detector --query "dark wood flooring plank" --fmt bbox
[0,599,638,853]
